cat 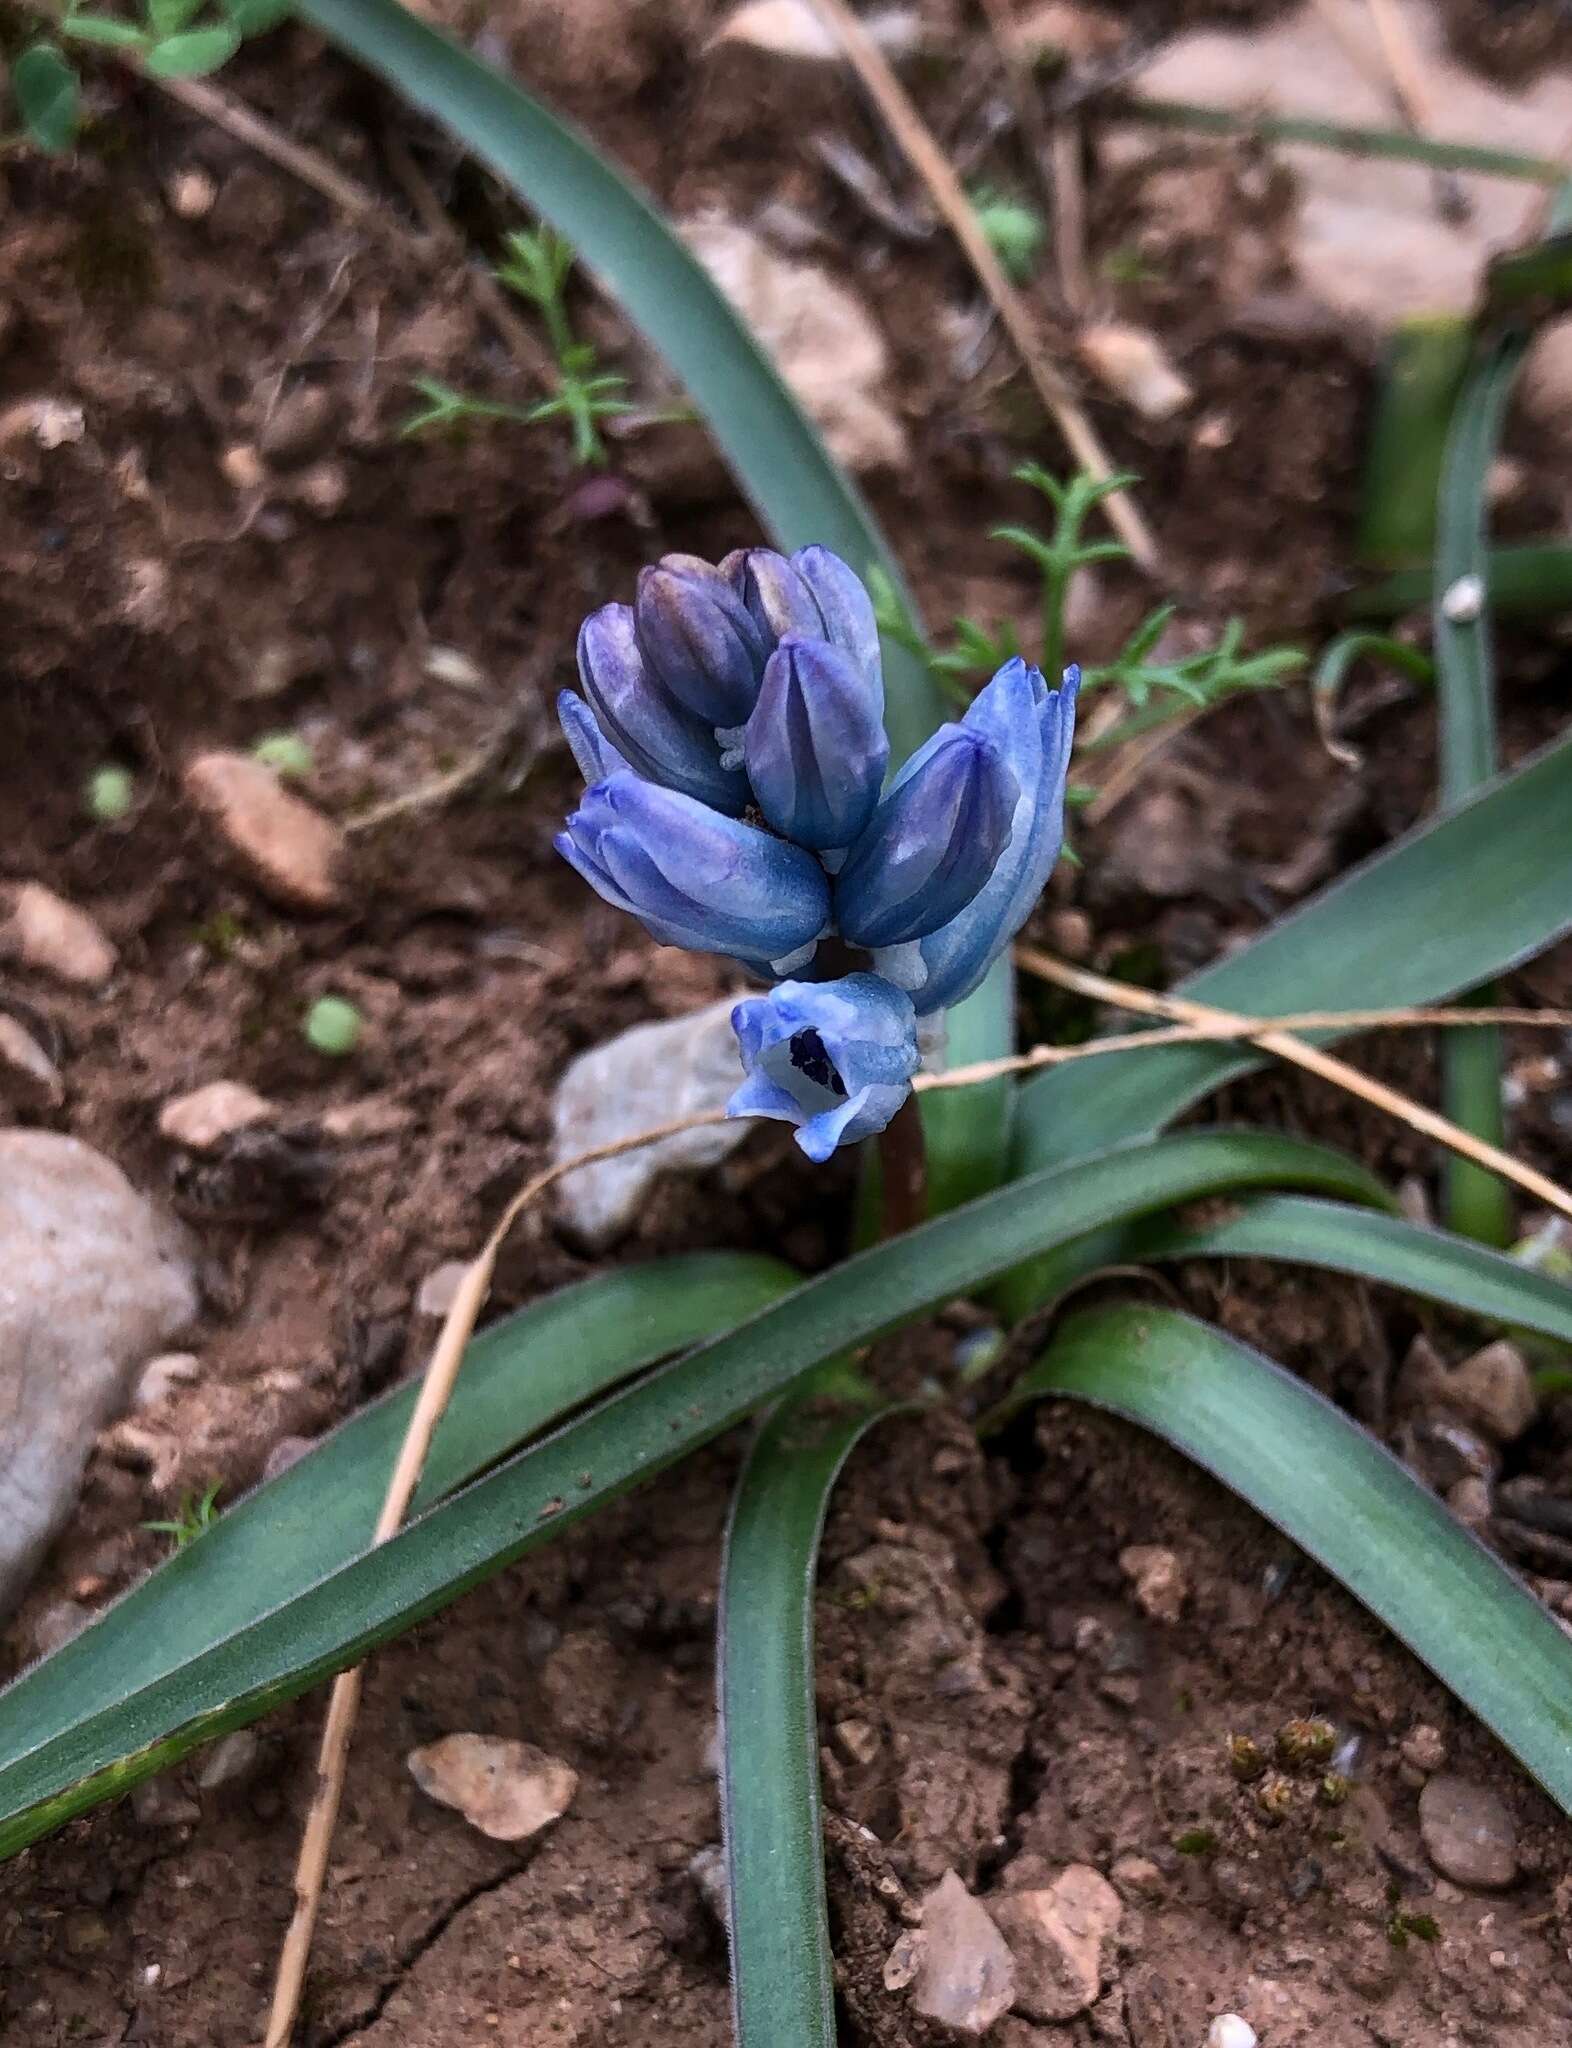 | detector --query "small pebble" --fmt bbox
[417,1260,471,1319]
[1118,1544,1186,1624]
[1441,574,1485,624]
[196,1729,259,1790]
[406,1734,577,1842]
[1205,2017,1257,2048]
[1444,1340,1537,1444]
[183,749,345,910]
[131,1775,201,1828]
[158,1080,277,1152]
[910,1870,1015,2036]
[1400,1723,1448,1775]
[166,167,217,218]
[1,882,117,987]
[833,1717,880,1766]
[220,443,267,492]
[0,1014,63,1109]
[133,1353,201,1409]
[259,384,339,468]
[1419,1773,1518,1889]
[689,1844,729,1930]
